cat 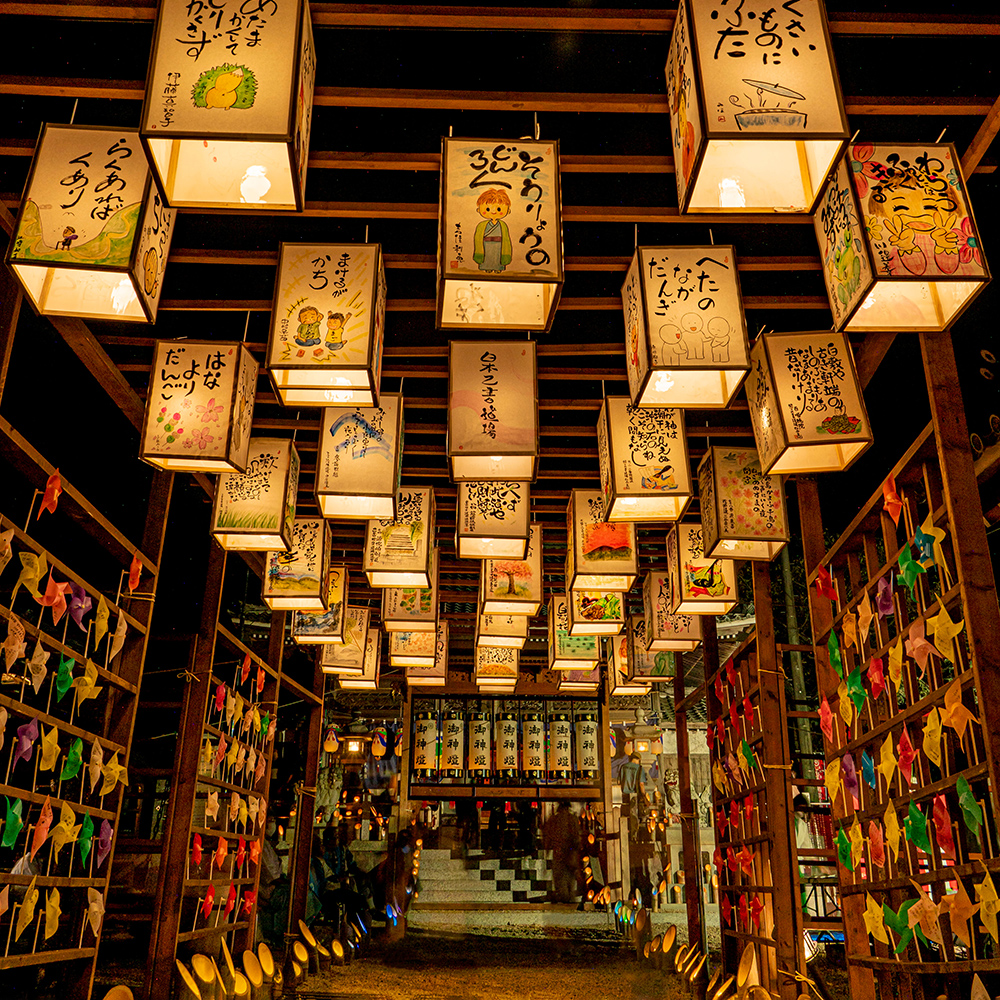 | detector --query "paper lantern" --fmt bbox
[698,446,789,560]
[468,710,492,777]
[494,711,520,774]
[475,646,519,686]
[412,712,440,772]
[456,481,531,559]
[747,330,872,475]
[382,549,439,632]
[627,616,676,683]
[318,607,370,674]
[440,711,466,778]
[406,622,449,688]
[547,710,573,779]
[566,491,637,592]
[479,523,543,616]
[363,488,436,587]
[437,137,563,332]
[575,710,600,777]
[568,589,624,637]
[140,341,257,472]
[548,596,600,671]
[559,667,601,695]
[291,566,348,645]
[262,517,330,611]
[211,438,298,551]
[610,633,651,696]
[665,0,847,214]
[815,142,989,332]
[7,124,175,322]
[665,524,738,615]
[476,614,528,650]
[338,628,381,691]
[522,713,546,774]
[140,0,315,210]
[389,630,436,669]
[448,342,538,481]
[642,572,702,651]
[268,242,385,406]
